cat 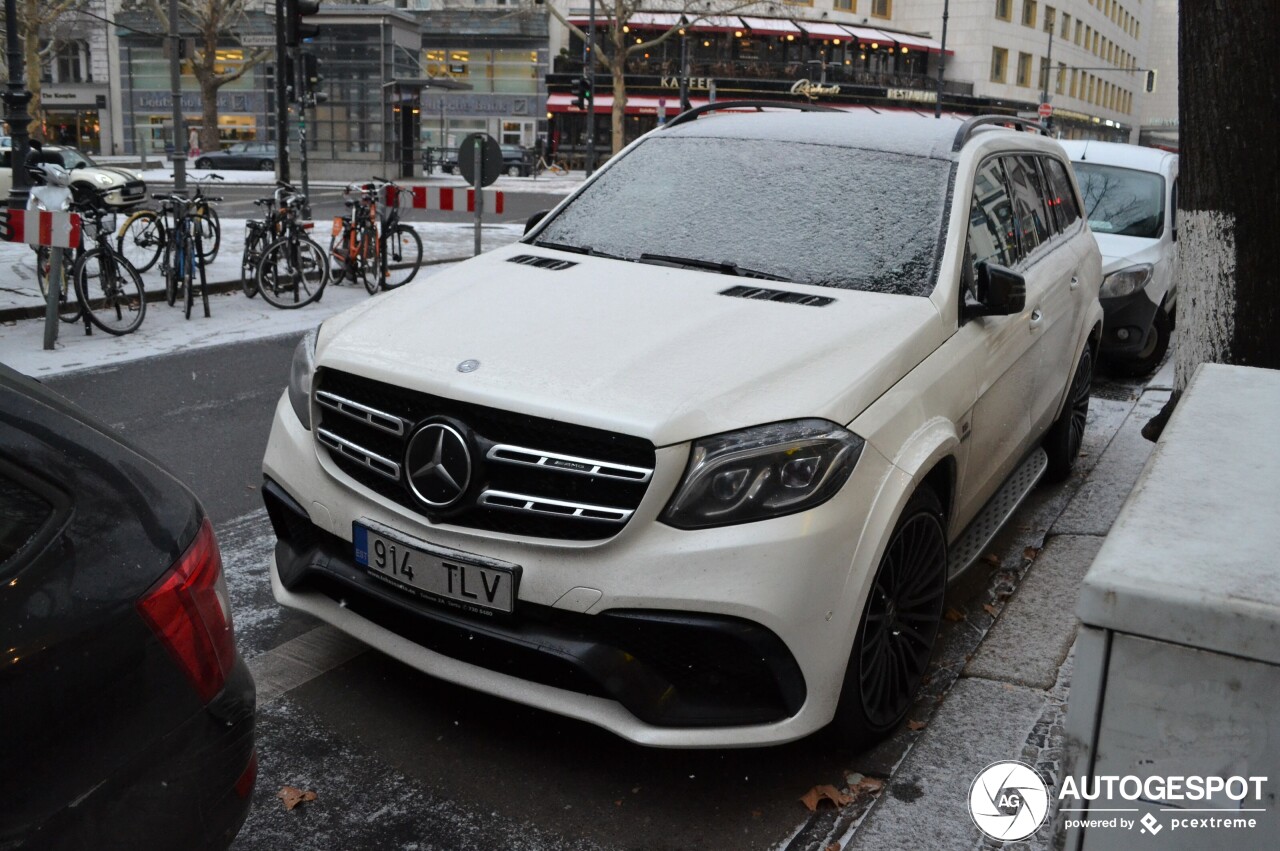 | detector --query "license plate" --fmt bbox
[353,521,519,616]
